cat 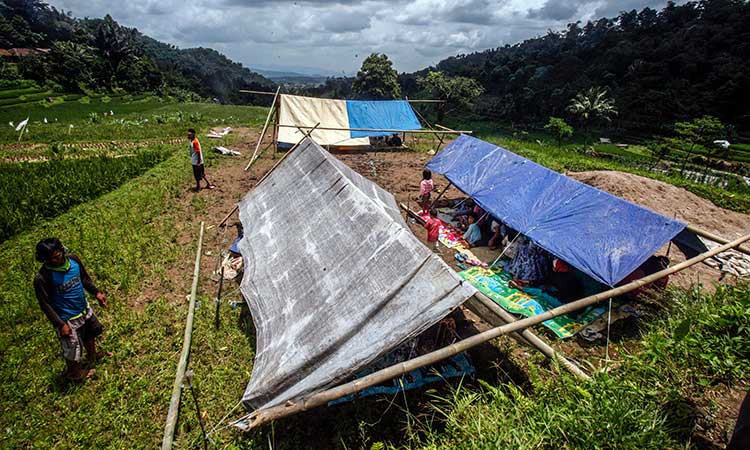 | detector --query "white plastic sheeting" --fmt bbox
[238,138,475,411]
